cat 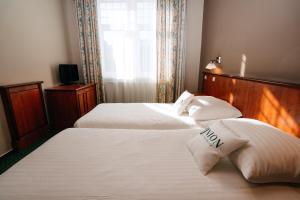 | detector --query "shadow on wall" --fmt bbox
[50,64,60,84]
